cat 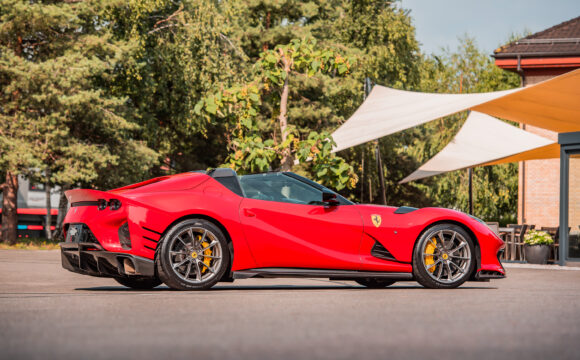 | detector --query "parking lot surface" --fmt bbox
[1,250,579,360]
